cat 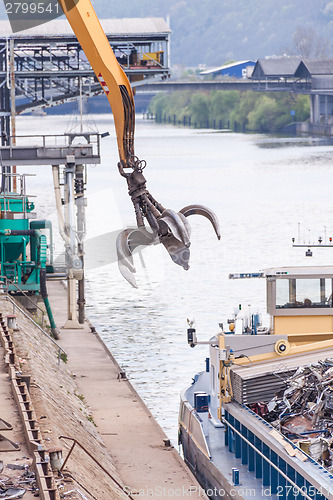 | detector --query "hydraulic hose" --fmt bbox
[10,230,36,236]
[40,269,60,340]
